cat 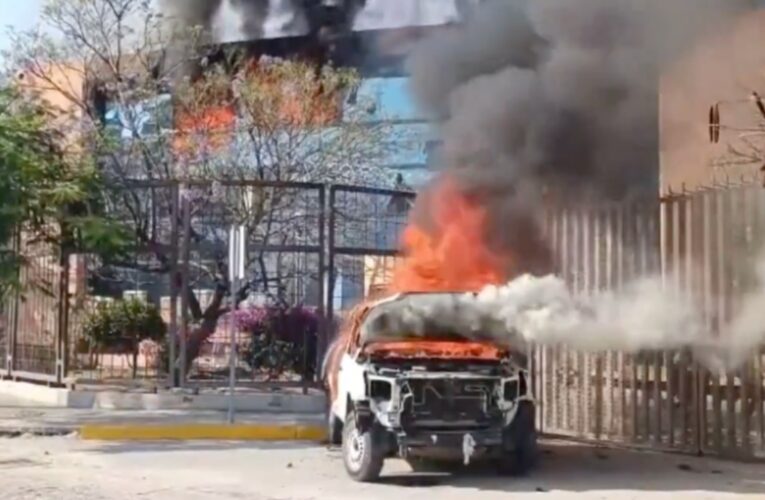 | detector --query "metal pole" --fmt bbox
[316,186,326,387]
[179,193,191,388]
[228,225,246,424]
[168,185,180,387]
